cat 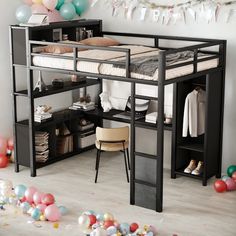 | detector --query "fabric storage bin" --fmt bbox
[79,133,96,148]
